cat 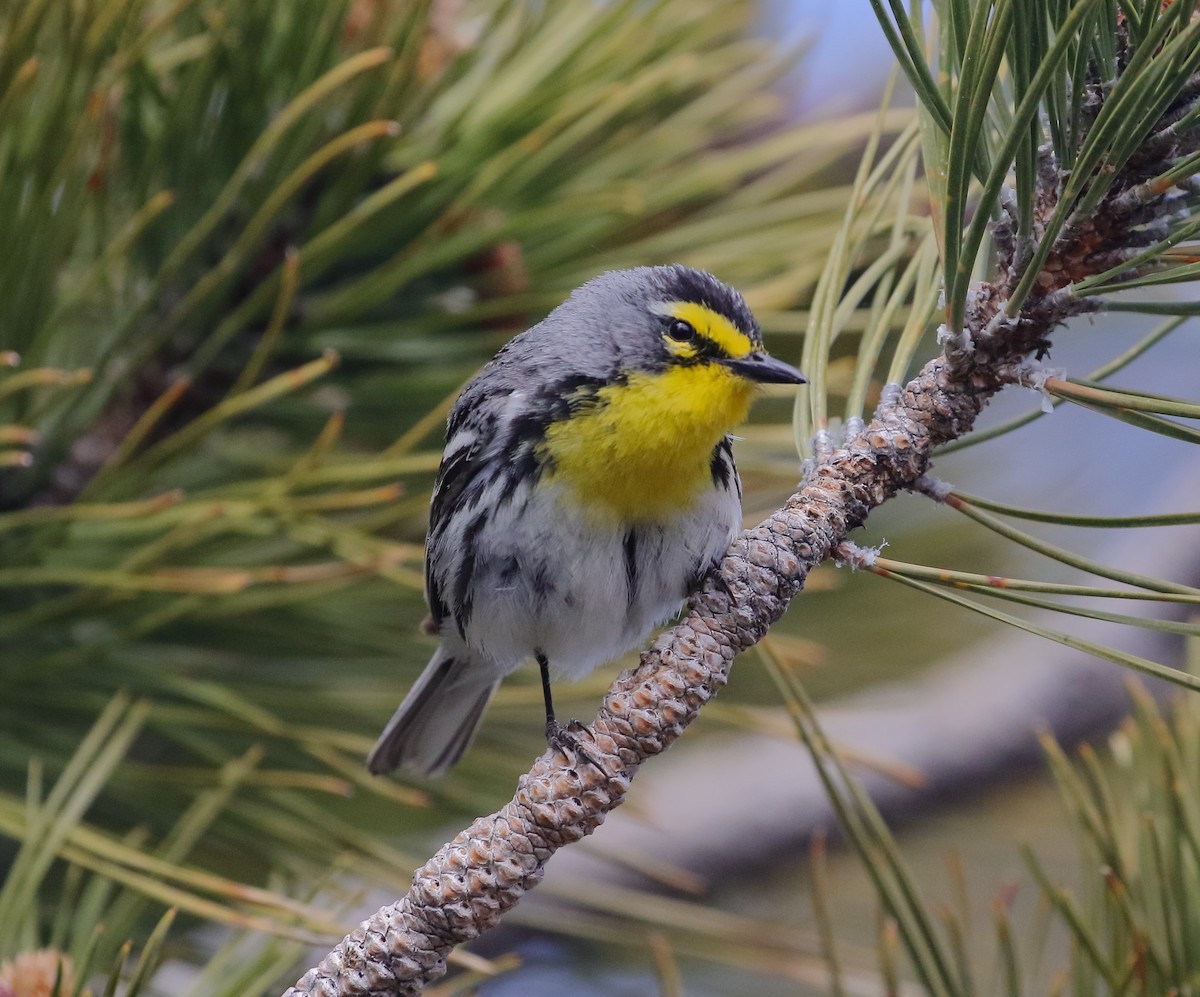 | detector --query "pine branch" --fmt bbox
[280,225,1066,997]
[282,346,1011,997]
[284,12,1200,992]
